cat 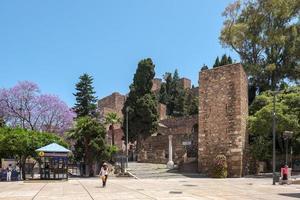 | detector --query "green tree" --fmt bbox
[201,64,209,71]
[161,73,174,115]
[186,91,199,115]
[170,70,187,116]
[220,0,300,101]
[213,57,220,68]
[248,86,300,161]
[227,56,233,64]
[249,94,272,115]
[159,69,198,117]
[104,112,122,146]
[0,128,67,180]
[68,116,107,176]
[0,117,4,127]
[213,54,233,68]
[159,70,182,116]
[122,58,158,149]
[220,54,229,66]
[73,73,97,118]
